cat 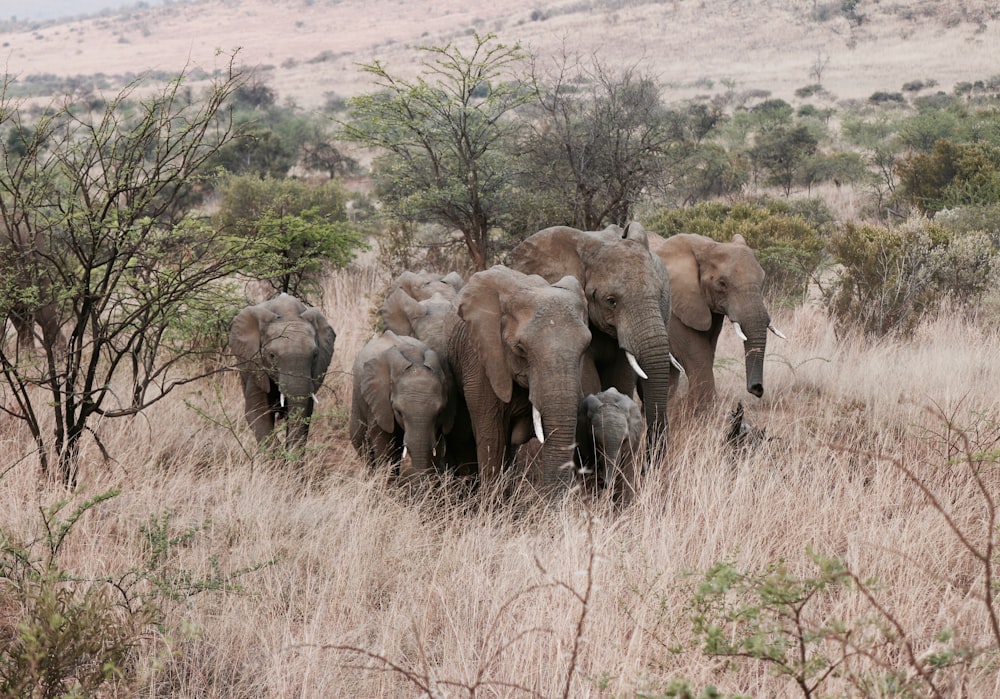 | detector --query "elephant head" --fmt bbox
[380,288,454,360]
[509,223,672,440]
[229,293,336,454]
[446,265,592,494]
[350,331,455,480]
[387,270,464,302]
[577,387,644,504]
[649,232,782,405]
